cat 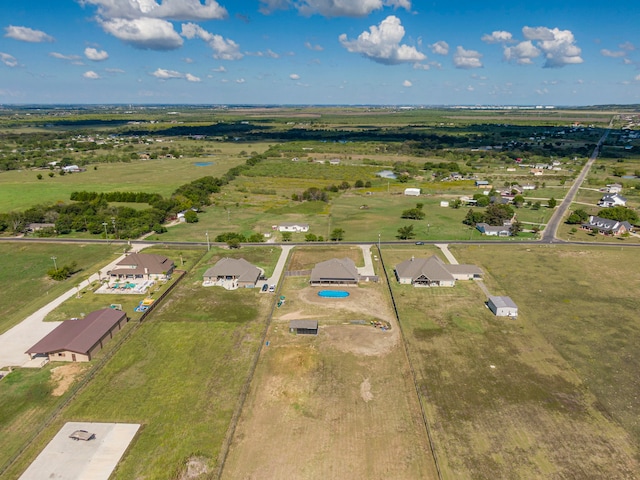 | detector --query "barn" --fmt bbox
[289,320,318,335]
[487,296,518,317]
